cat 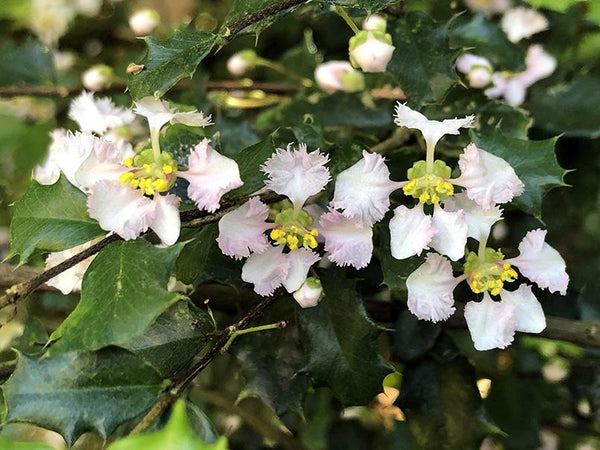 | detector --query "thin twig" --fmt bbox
[131,293,281,434]
[224,0,309,38]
